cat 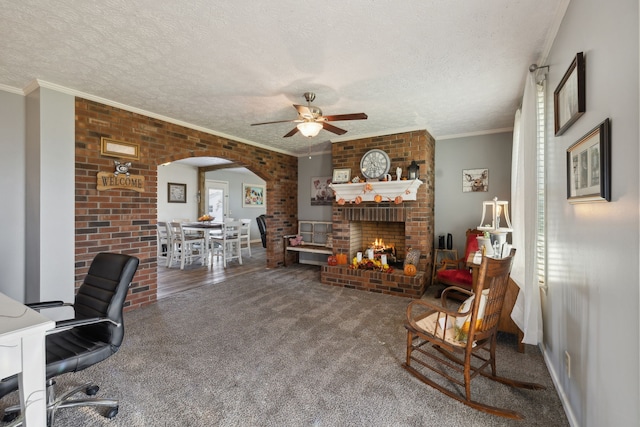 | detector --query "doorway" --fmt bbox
[205,180,229,222]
